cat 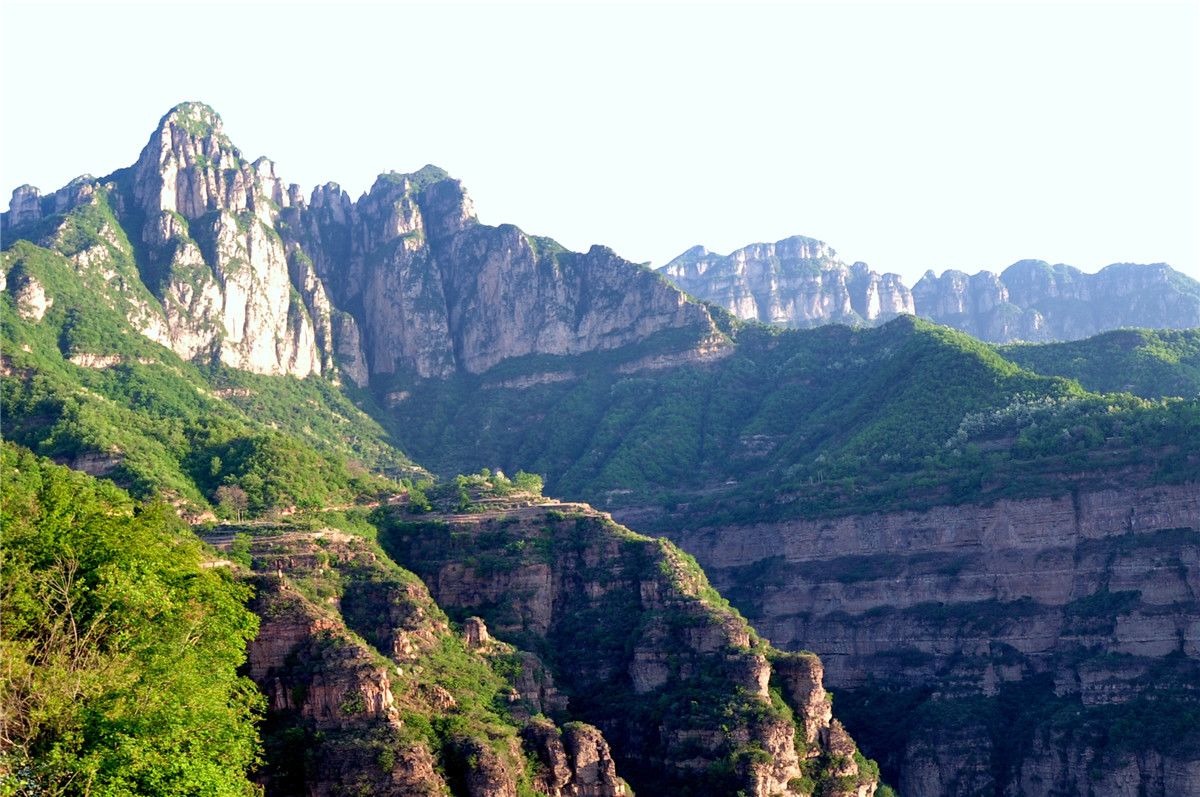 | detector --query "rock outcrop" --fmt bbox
[660,237,1200,342]
[217,528,629,797]
[912,260,1200,342]
[659,481,1200,796]
[121,102,329,378]
[287,171,721,377]
[9,272,51,321]
[3,102,722,383]
[660,236,913,328]
[377,496,879,797]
